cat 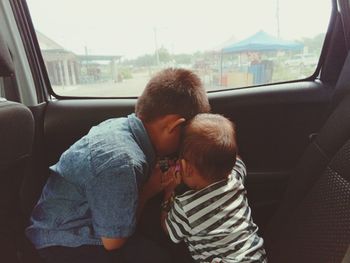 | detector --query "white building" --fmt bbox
[36,31,121,86]
[36,31,79,86]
